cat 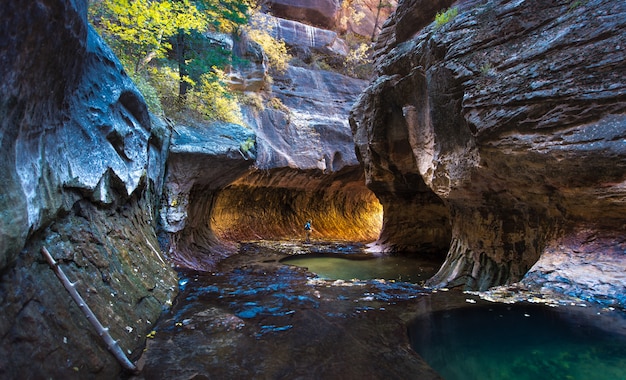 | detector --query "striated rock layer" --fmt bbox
[162,14,383,270]
[351,0,626,303]
[0,0,178,377]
